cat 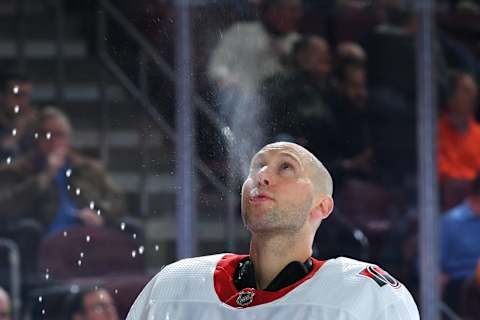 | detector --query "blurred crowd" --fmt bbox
[0,70,146,319]
[1,0,480,318]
